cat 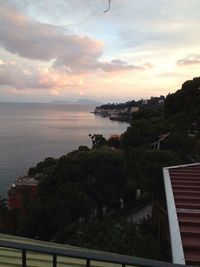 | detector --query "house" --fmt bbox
[130,106,139,113]
[125,202,152,224]
[152,132,170,150]
[8,176,38,209]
